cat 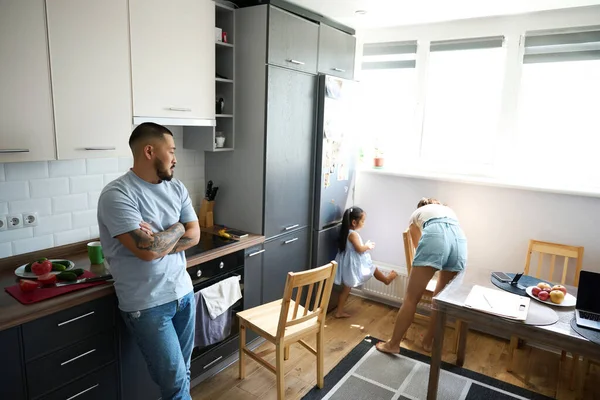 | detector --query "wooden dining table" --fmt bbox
[426,268,600,400]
